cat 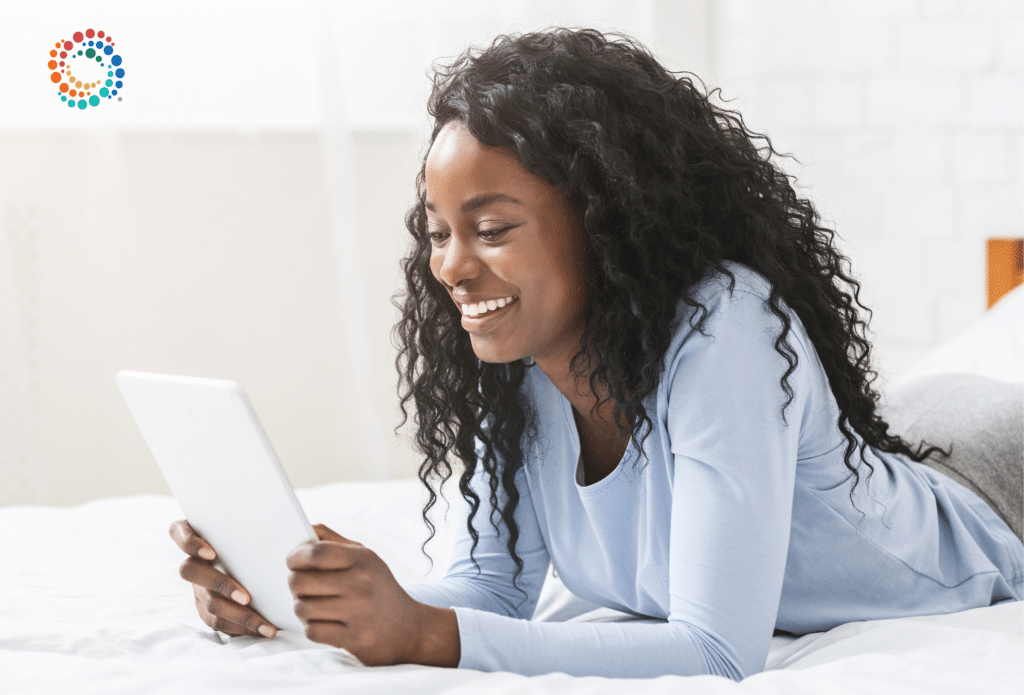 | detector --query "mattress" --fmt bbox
[2,286,1021,694]
[2,478,1021,694]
